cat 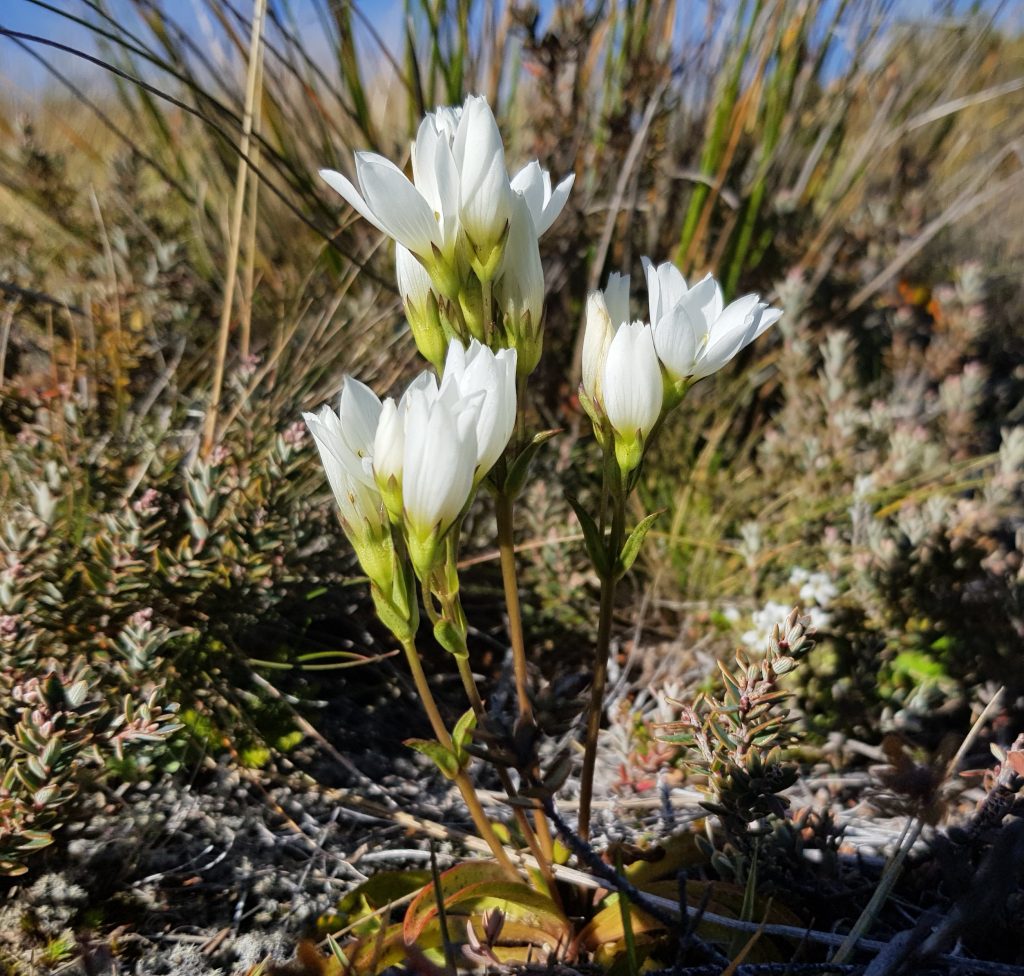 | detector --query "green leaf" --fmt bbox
[616,510,662,579]
[404,738,460,779]
[452,707,477,764]
[504,429,560,497]
[433,618,468,658]
[565,492,611,578]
